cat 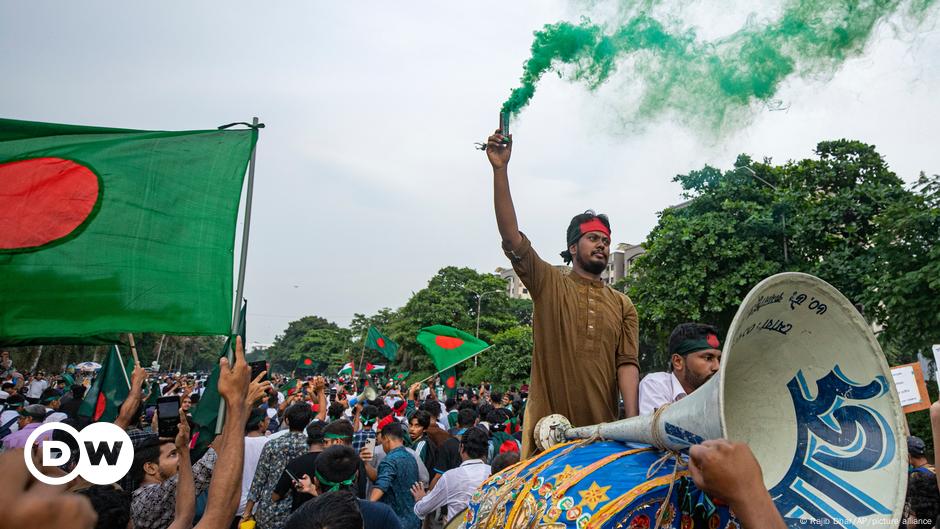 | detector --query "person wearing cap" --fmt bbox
[638,323,723,415]
[486,128,641,457]
[908,436,935,476]
[40,388,68,423]
[2,404,50,450]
